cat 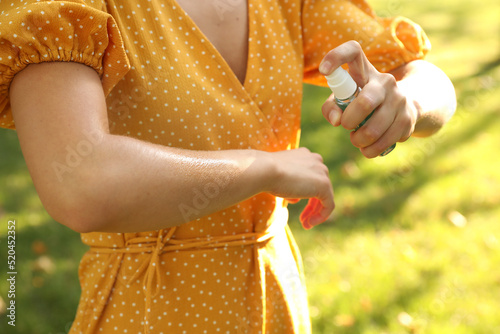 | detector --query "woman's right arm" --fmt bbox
[10,61,334,233]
